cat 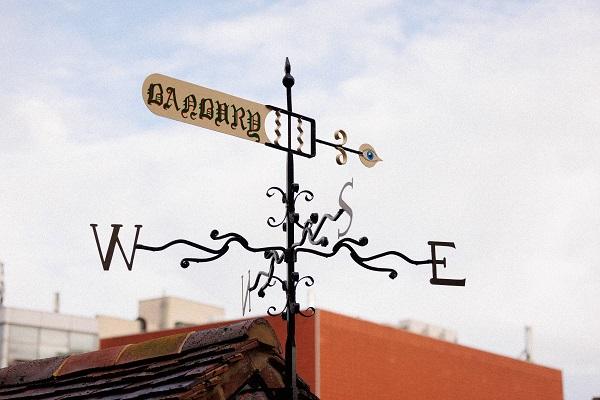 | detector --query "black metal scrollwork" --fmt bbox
[293,209,346,248]
[248,258,286,298]
[267,186,286,202]
[93,59,465,400]
[292,189,314,229]
[267,303,288,317]
[132,181,457,319]
[294,189,314,204]
[295,275,314,288]
[298,307,316,318]
[266,186,287,228]
[138,230,285,269]
[296,237,399,279]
